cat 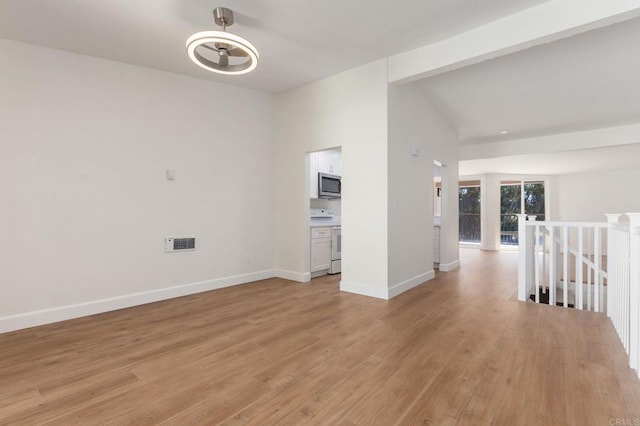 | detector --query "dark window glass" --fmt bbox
[500,182,545,245]
[500,184,521,245]
[524,182,545,220]
[459,186,481,243]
